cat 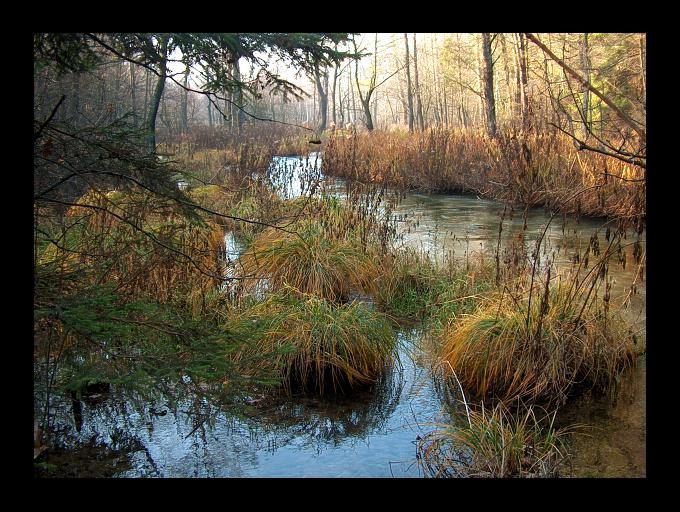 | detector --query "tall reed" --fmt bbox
[323,129,645,223]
